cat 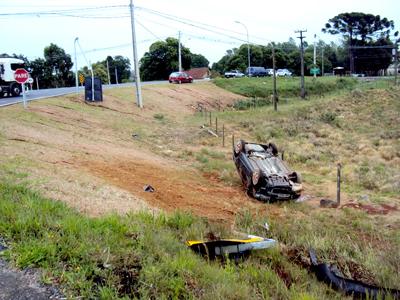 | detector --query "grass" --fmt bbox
[213,76,357,99]
[0,182,342,299]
